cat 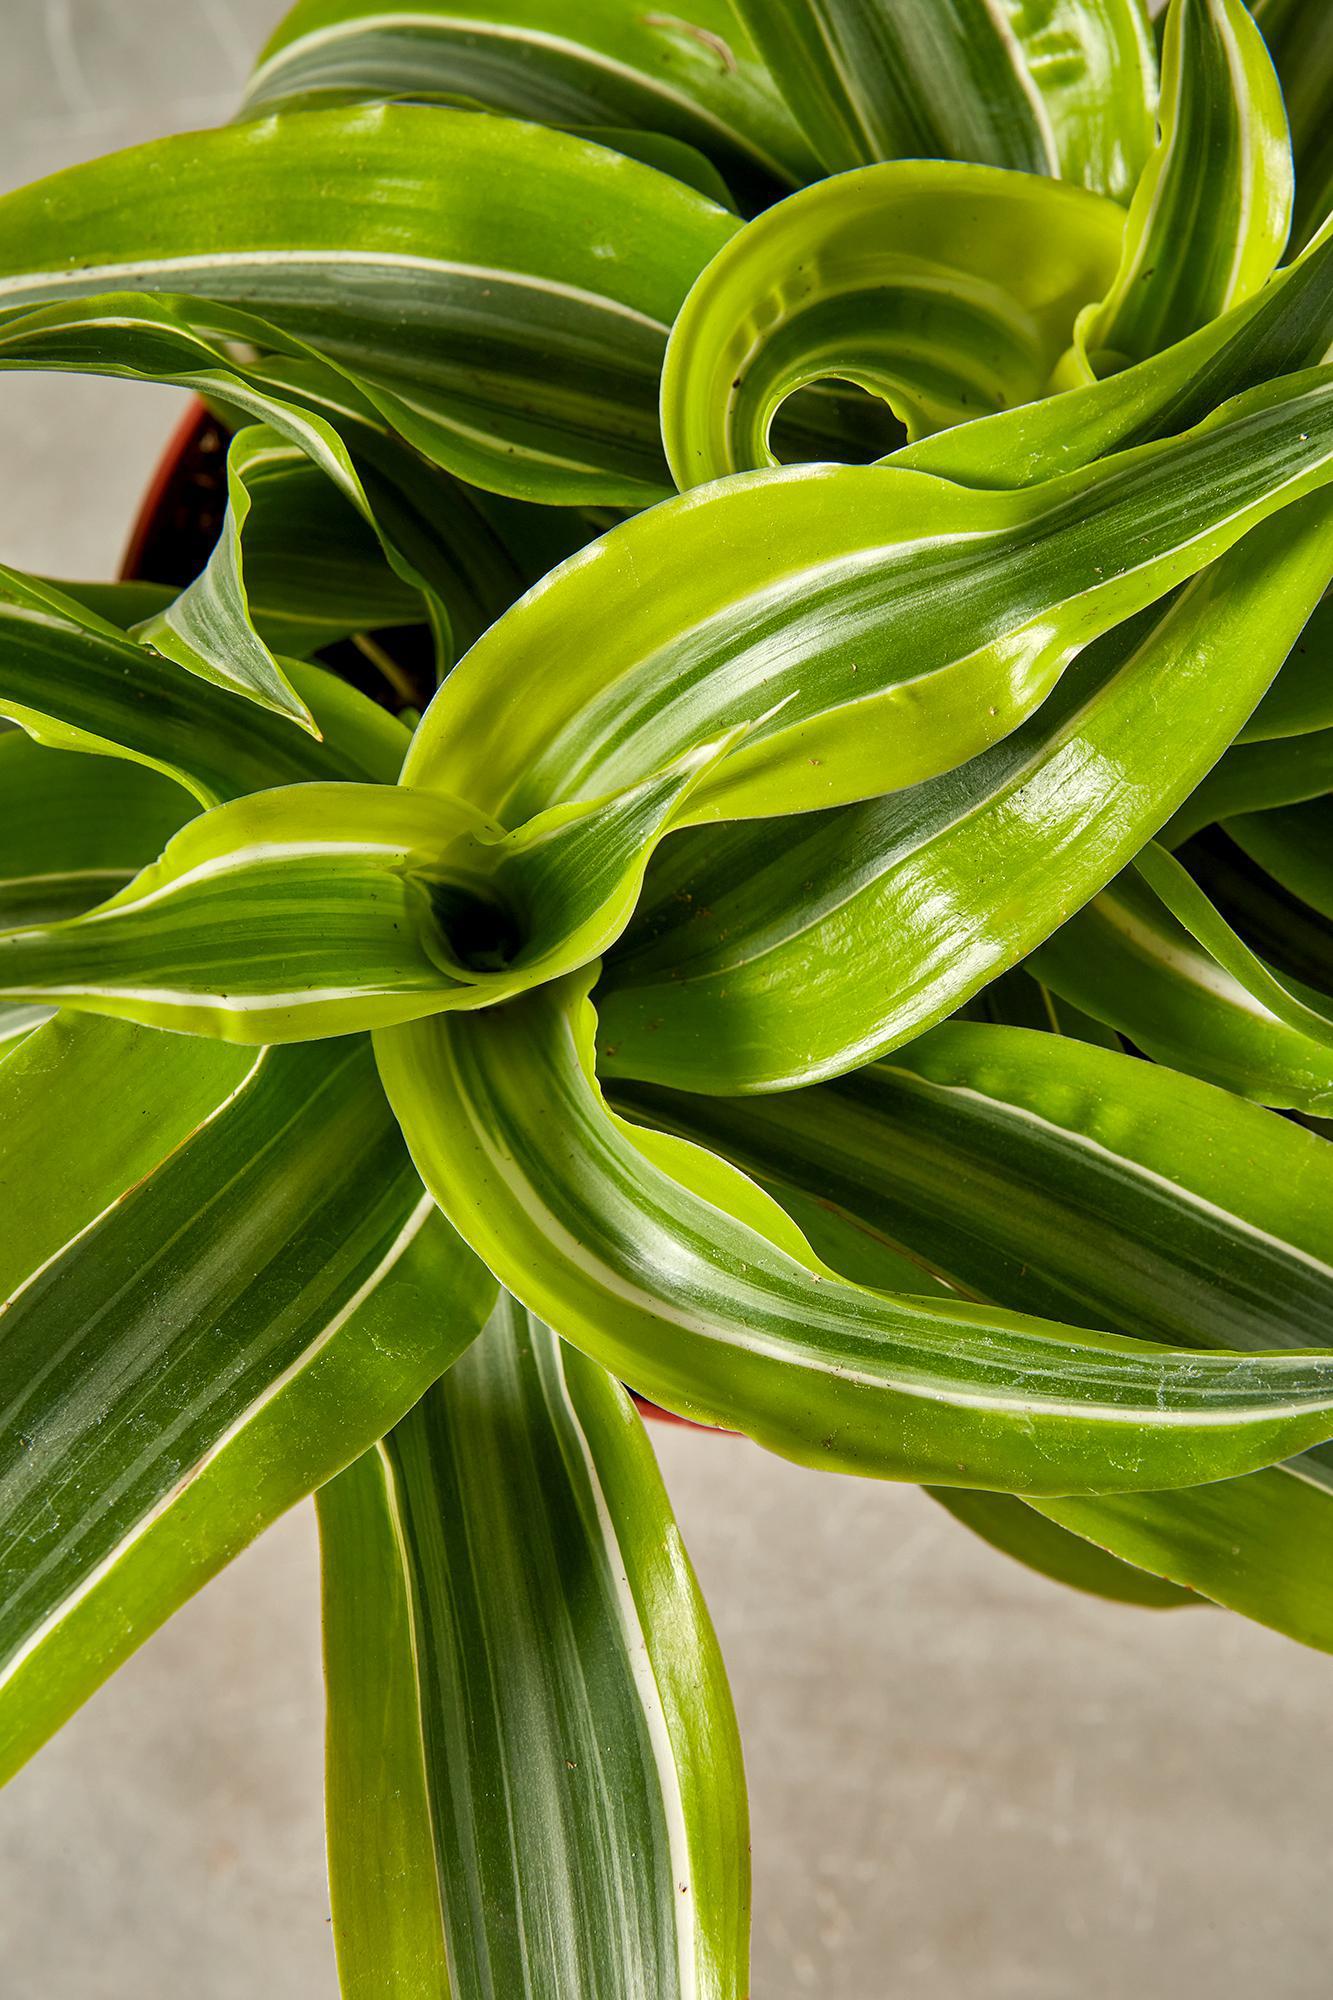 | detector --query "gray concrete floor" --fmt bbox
[1,6,1332,1996]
